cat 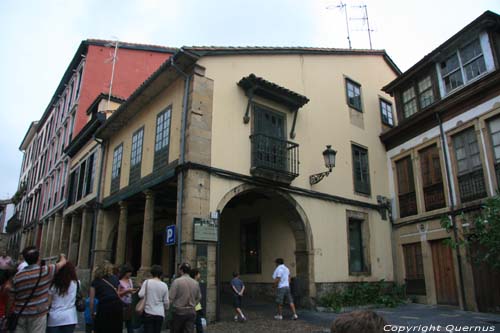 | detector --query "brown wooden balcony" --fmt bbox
[423,182,446,211]
[399,192,417,218]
